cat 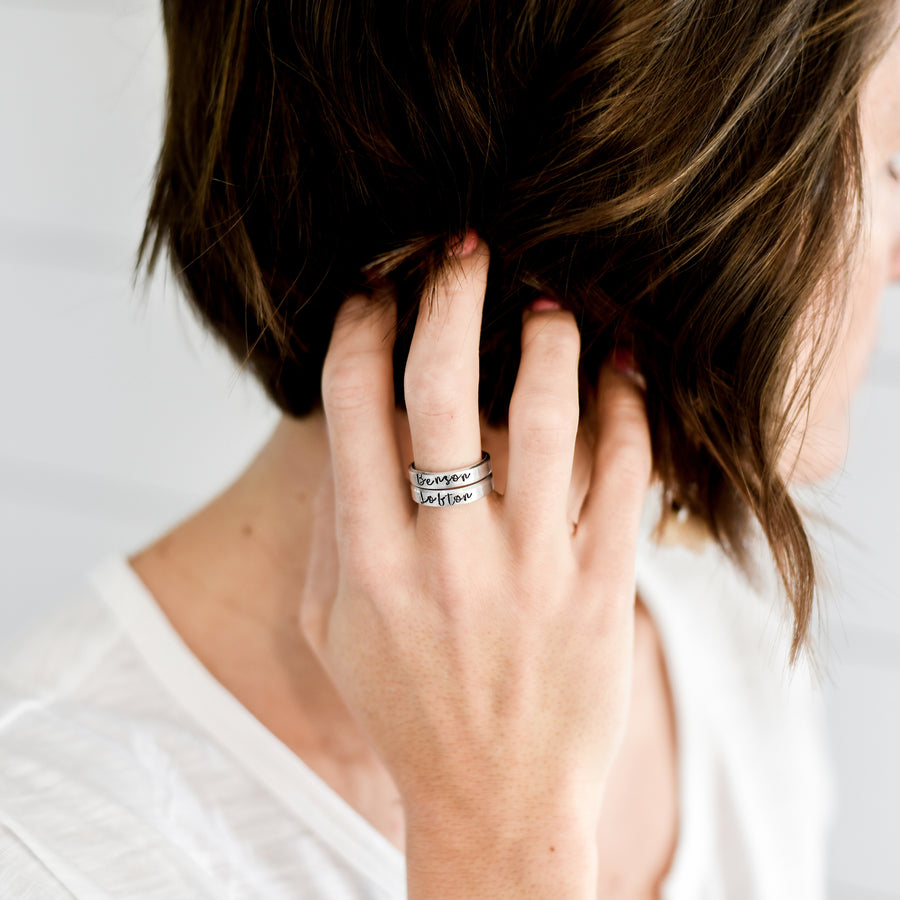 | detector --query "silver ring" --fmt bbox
[408,451,492,489]
[411,473,494,507]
